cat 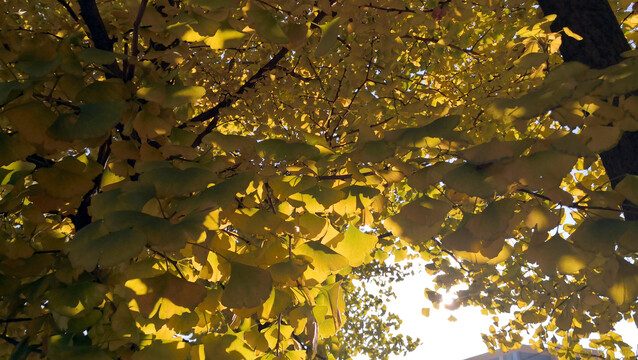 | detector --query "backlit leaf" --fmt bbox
[221,262,273,309]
